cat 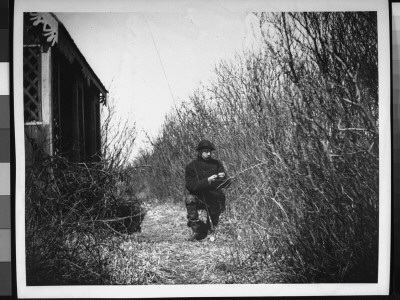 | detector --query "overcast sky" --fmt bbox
[54,11,261,157]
